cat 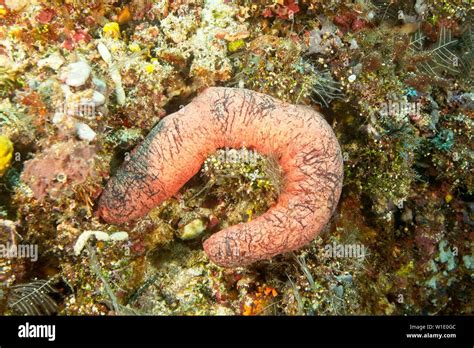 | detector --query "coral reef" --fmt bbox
[0,0,471,315]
